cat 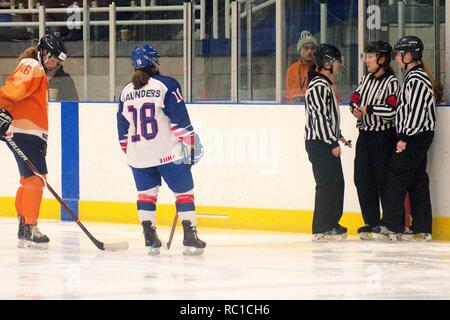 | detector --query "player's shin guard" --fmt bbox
[16,179,25,247]
[18,176,48,249]
[137,189,158,223]
[20,176,44,225]
[15,178,24,216]
[175,194,197,226]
